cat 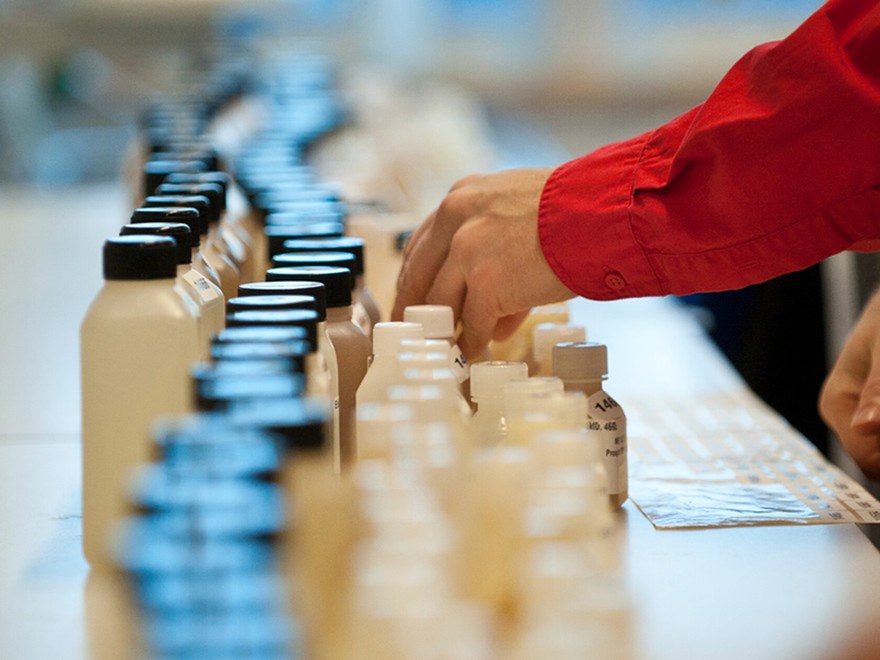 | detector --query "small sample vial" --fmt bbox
[553,342,627,509]
[469,361,529,447]
[530,323,587,376]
